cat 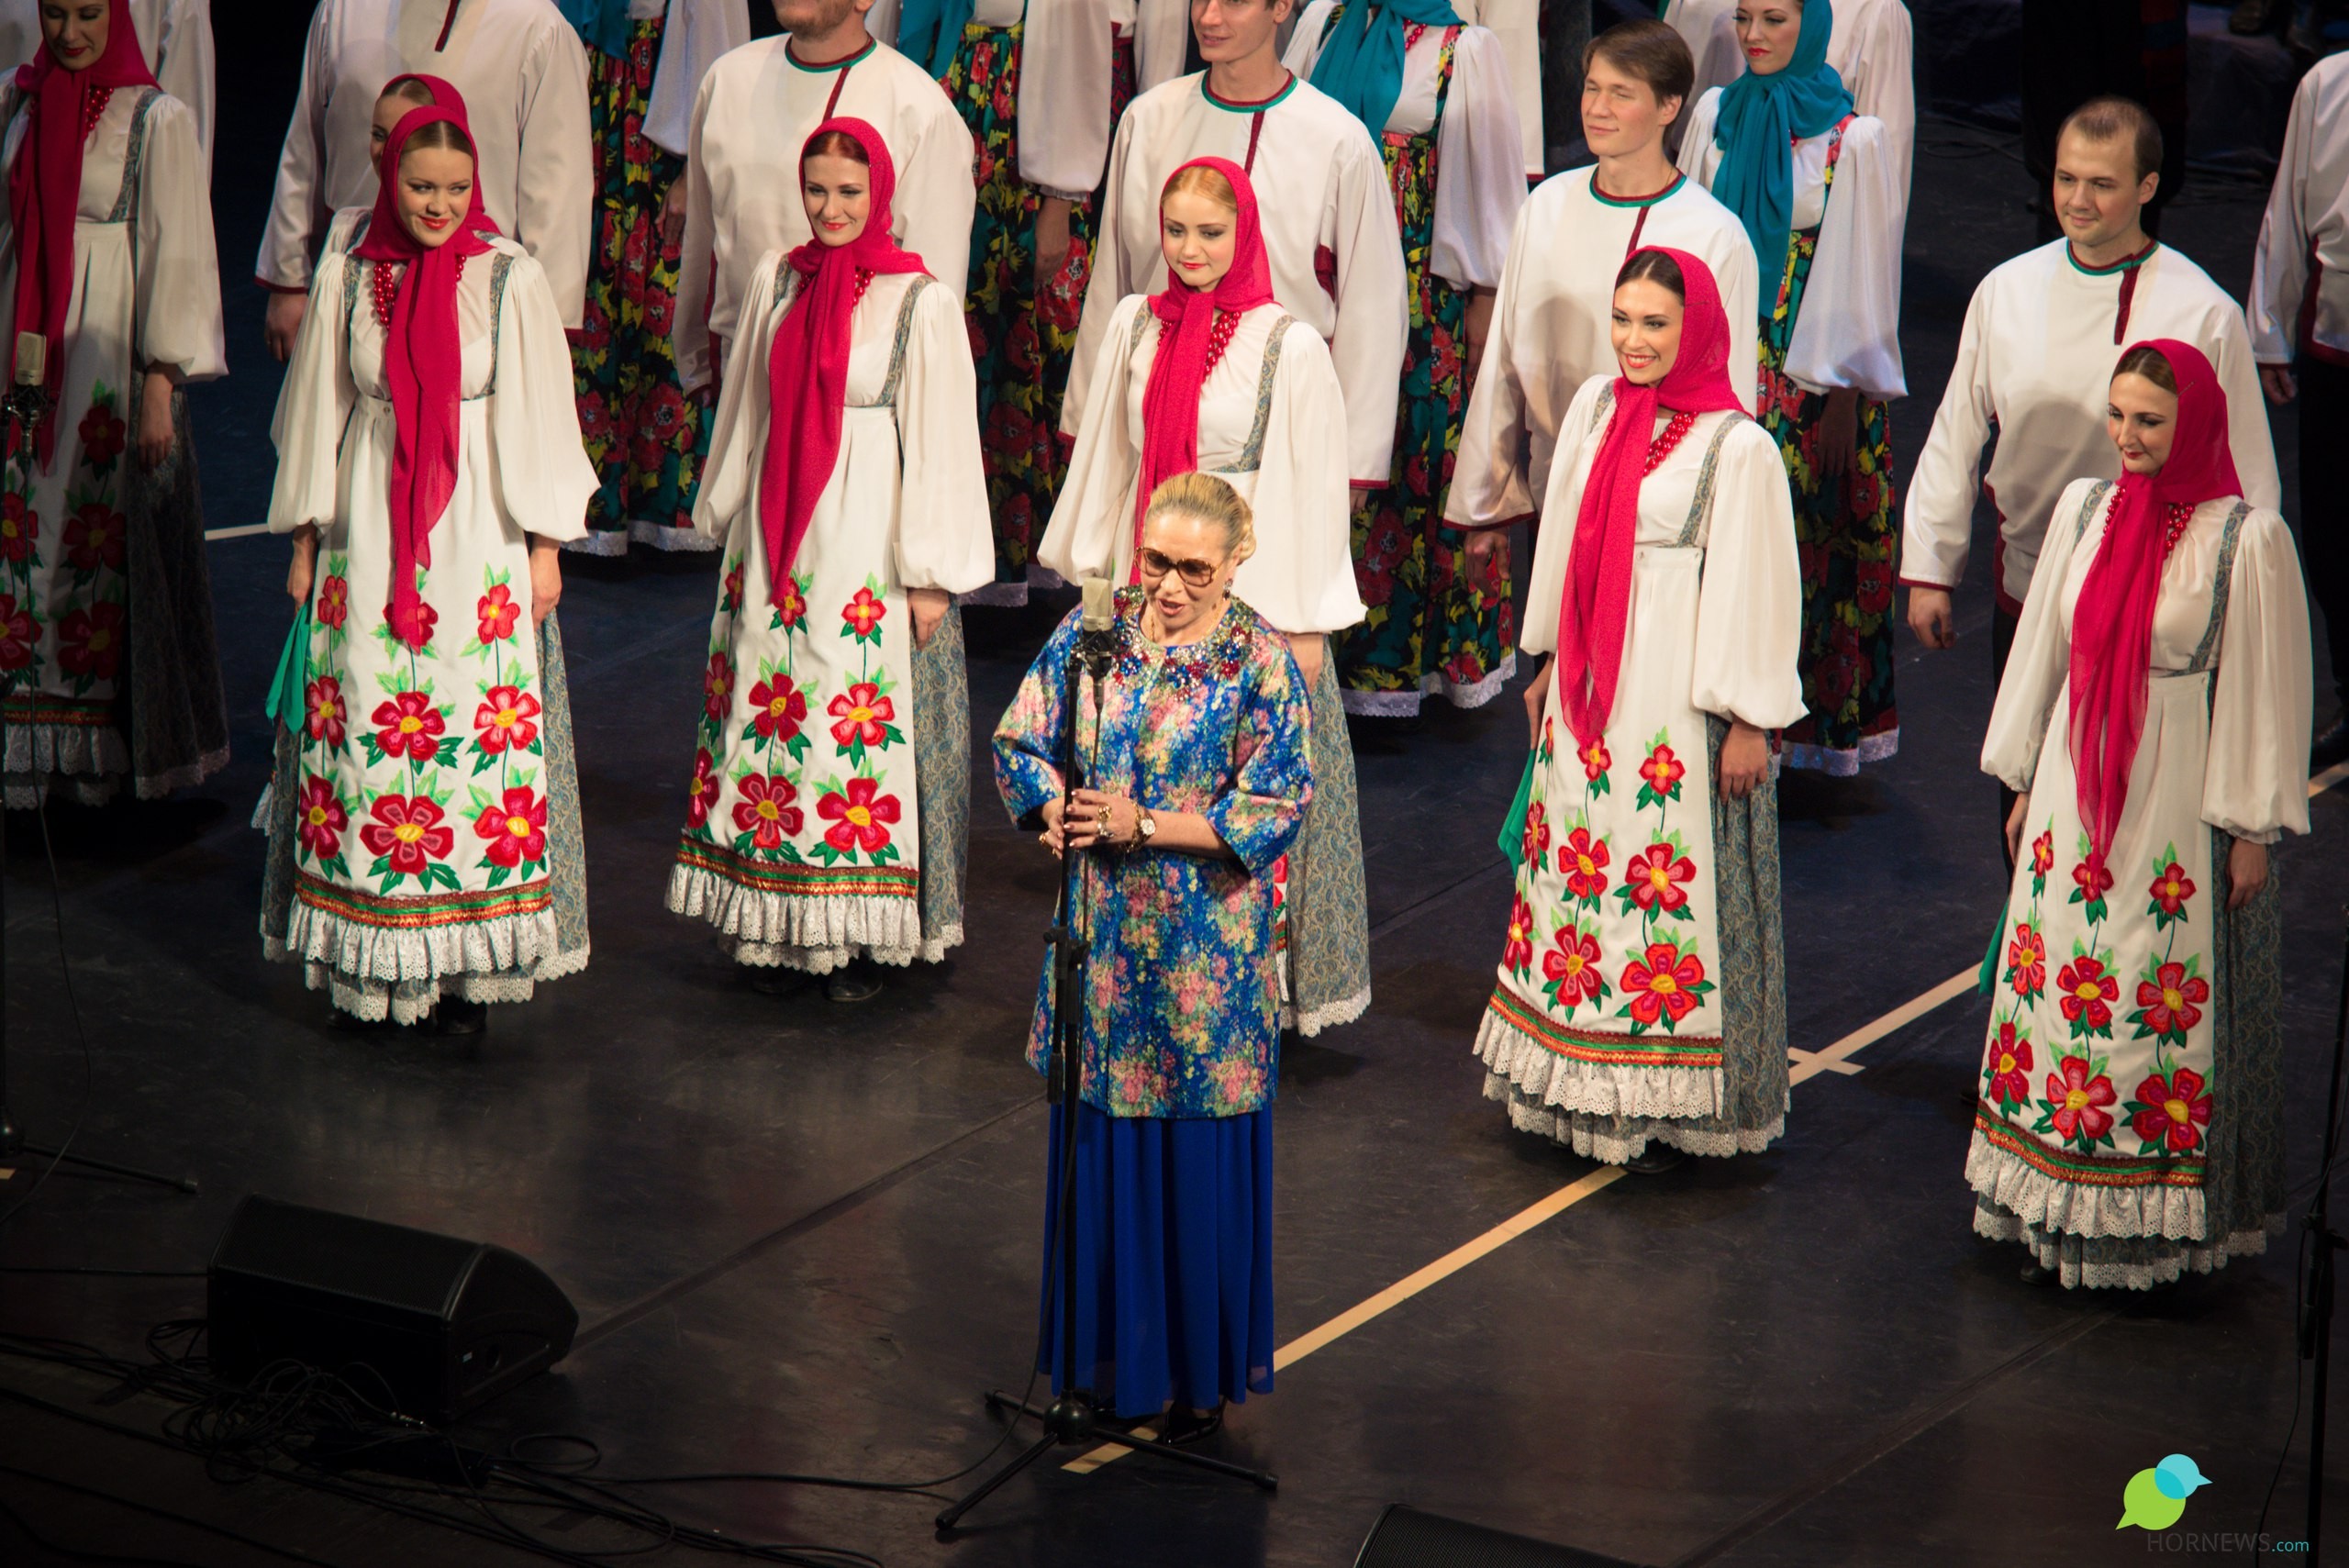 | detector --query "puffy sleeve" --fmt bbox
[1443,195,1536,527]
[2204,508,2313,842]
[265,251,355,534]
[1429,27,1526,294]
[893,100,976,306]
[691,253,780,540]
[1206,632,1312,877]
[1841,0,1913,211]
[514,23,595,328]
[272,208,369,449]
[644,0,749,158]
[156,0,215,171]
[674,65,721,392]
[253,6,333,293]
[1063,108,1142,436]
[1231,323,1364,633]
[1280,1,1336,72]
[1691,420,1808,728]
[2250,72,2316,365]
[1675,86,1724,184]
[1328,124,1408,485]
[1899,273,1997,588]
[895,280,993,593]
[1041,293,1149,587]
[487,253,598,541]
[133,95,224,383]
[1784,116,1906,399]
[993,609,1084,824]
[1517,374,1612,655]
[1981,479,2101,793]
[2208,304,2284,512]
[1019,0,1118,196]
[1458,0,1542,178]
